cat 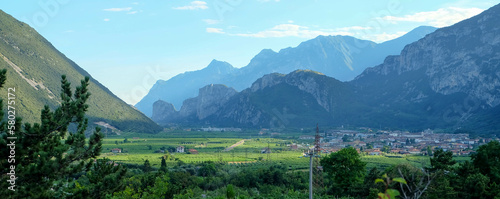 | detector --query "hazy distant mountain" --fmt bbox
[152,3,500,134]
[136,26,437,116]
[135,59,236,117]
[0,10,162,133]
